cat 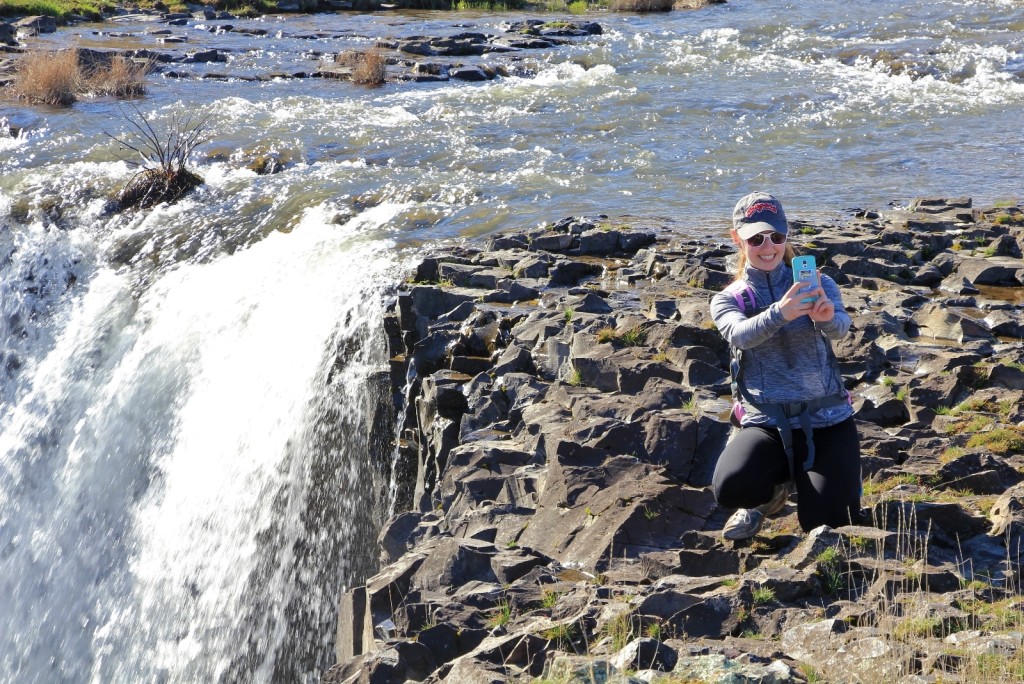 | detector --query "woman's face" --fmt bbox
[736,230,786,271]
